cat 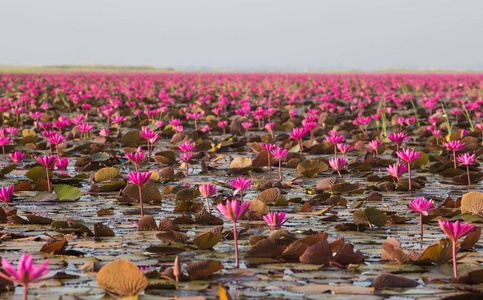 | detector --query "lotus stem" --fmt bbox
[138,184,144,217]
[205,197,211,213]
[233,221,239,268]
[23,283,28,300]
[453,150,457,169]
[46,166,52,193]
[420,213,423,242]
[278,158,282,181]
[408,163,412,191]
[267,152,271,175]
[467,165,471,185]
[452,239,458,278]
